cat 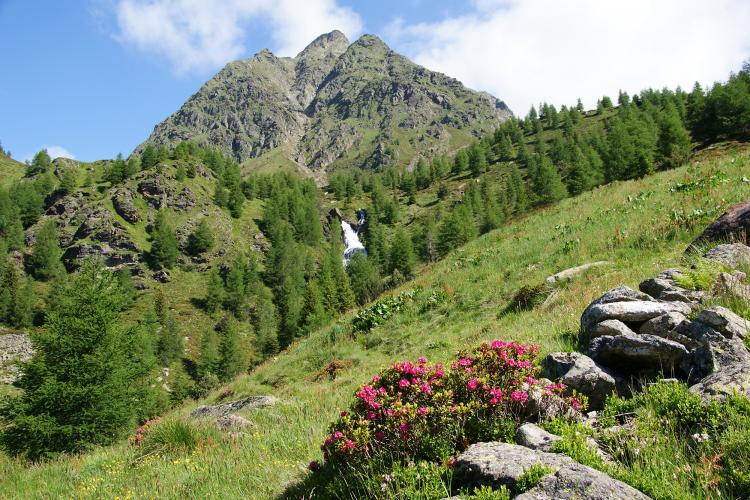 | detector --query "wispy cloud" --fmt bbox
[114,0,362,74]
[387,0,750,114]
